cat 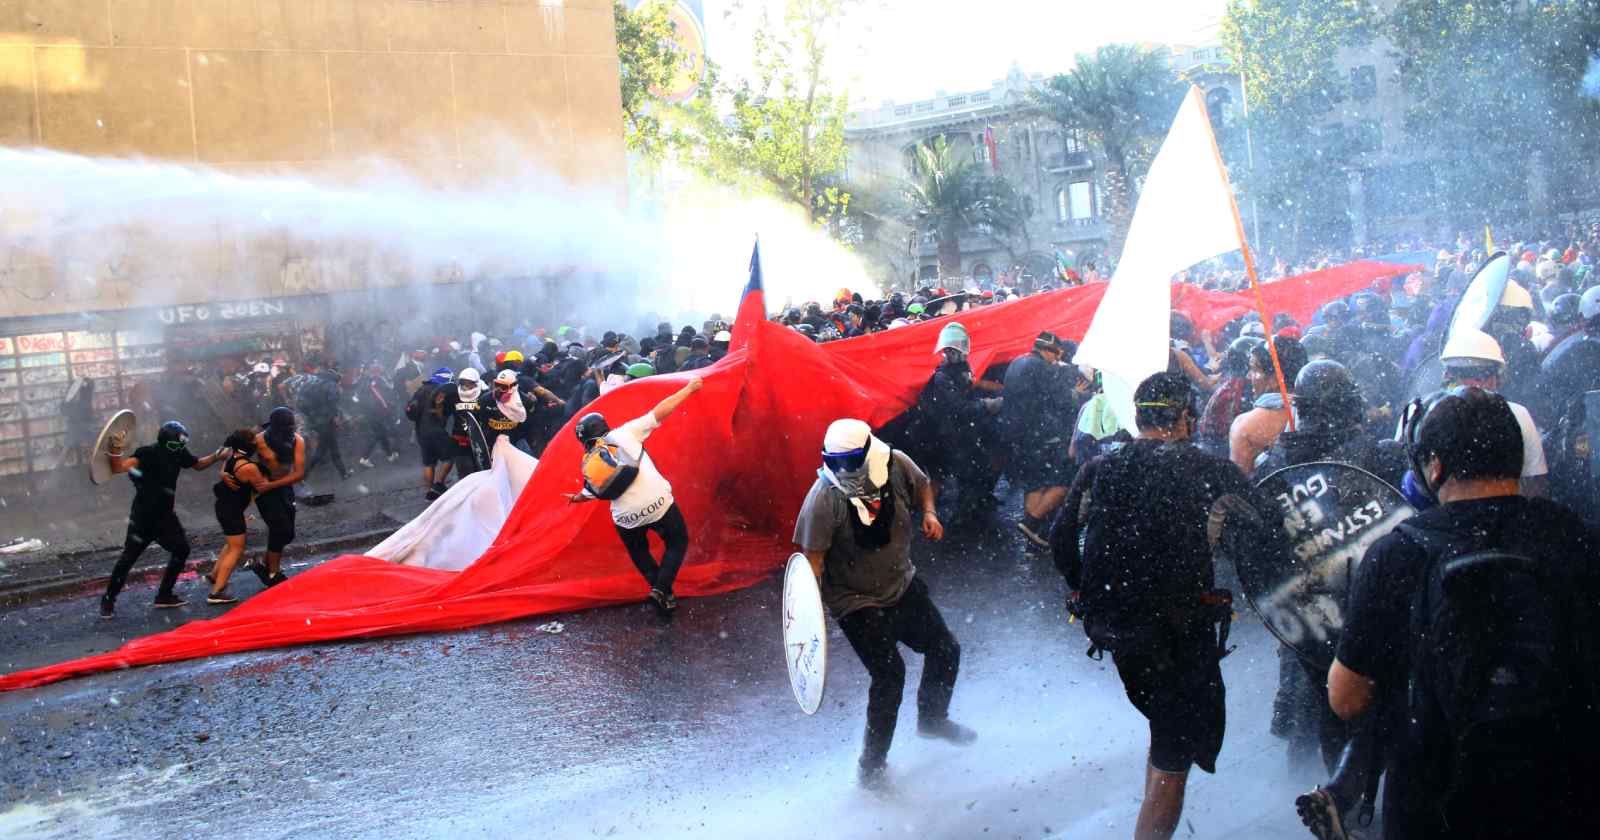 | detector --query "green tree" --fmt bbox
[1386,1,1600,224]
[1221,0,1374,255]
[685,0,860,225]
[902,136,1024,278]
[614,0,688,164]
[1032,44,1185,259]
